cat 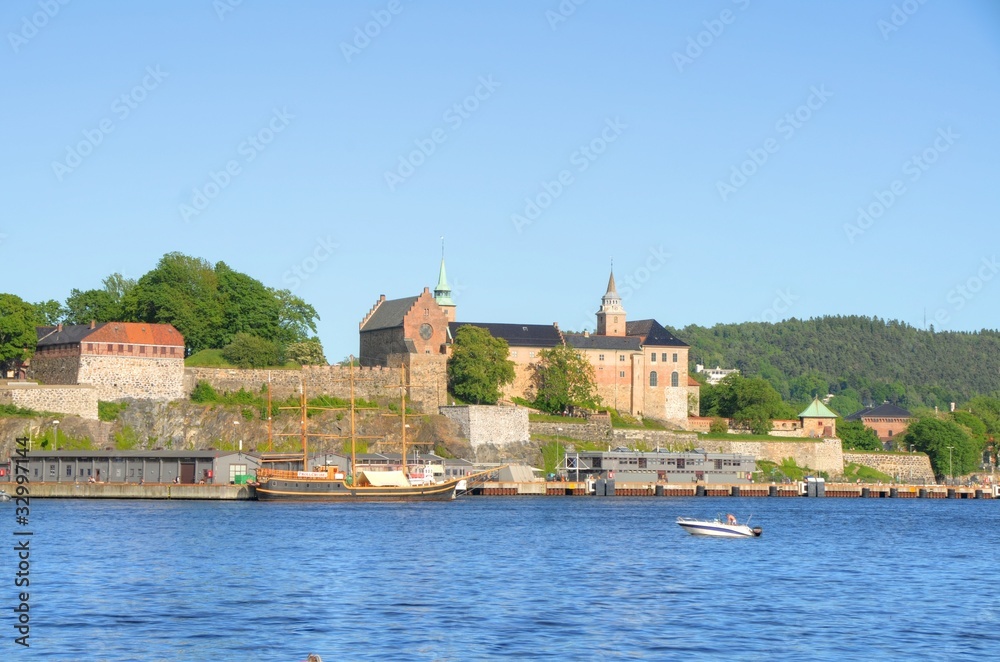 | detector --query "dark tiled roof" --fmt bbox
[626,319,688,347]
[449,322,562,348]
[845,404,912,420]
[37,325,100,346]
[360,296,419,332]
[26,450,243,459]
[563,333,641,351]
